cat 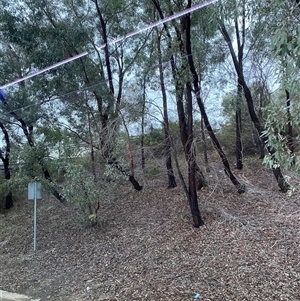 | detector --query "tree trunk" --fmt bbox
[3,159,13,209]
[152,0,206,186]
[201,117,210,172]
[157,30,177,188]
[219,22,289,192]
[141,81,146,170]
[236,80,243,170]
[129,175,143,191]
[285,89,294,154]
[0,121,13,209]
[87,110,97,181]
[186,82,204,227]
[119,110,143,191]
[184,13,245,193]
